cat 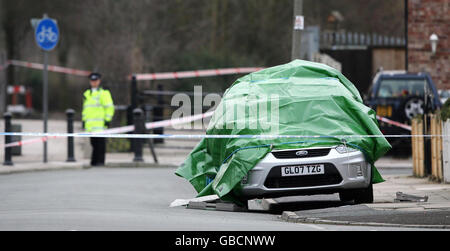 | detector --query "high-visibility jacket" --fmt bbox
[82,88,115,132]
